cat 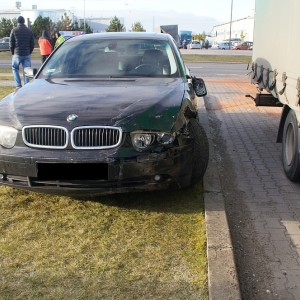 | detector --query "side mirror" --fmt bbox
[24,67,38,79]
[192,77,207,97]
